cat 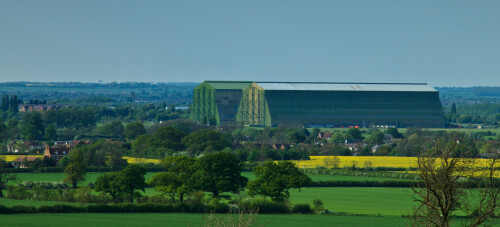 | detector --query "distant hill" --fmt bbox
[0,82,199,105]
[436,87,500,105]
